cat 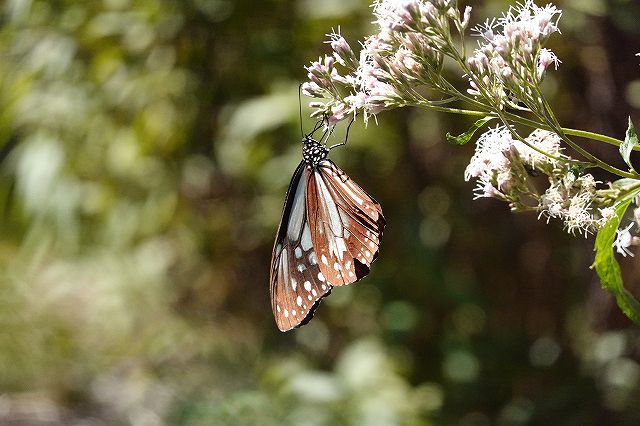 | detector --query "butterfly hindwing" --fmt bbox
[307,160,385,287]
